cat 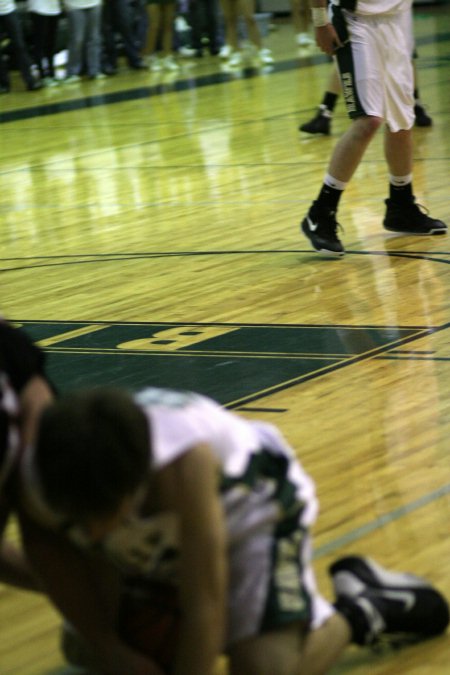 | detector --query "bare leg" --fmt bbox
[384,127,413,176]
[228,614,351,675]
[143,4,161,56]
[301,613,351,674]
[328,115,383,182]
[291,0,310,36]
[221,0,240,52]
[161,3,176,56]
[240,0,262,49]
